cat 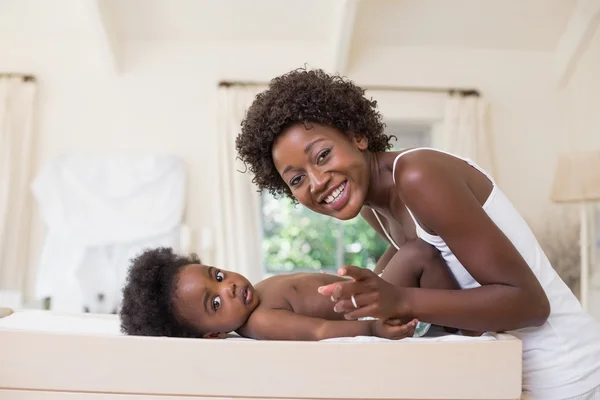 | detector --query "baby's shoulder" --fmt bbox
[241,303,286,337]
[255,274,297,298]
